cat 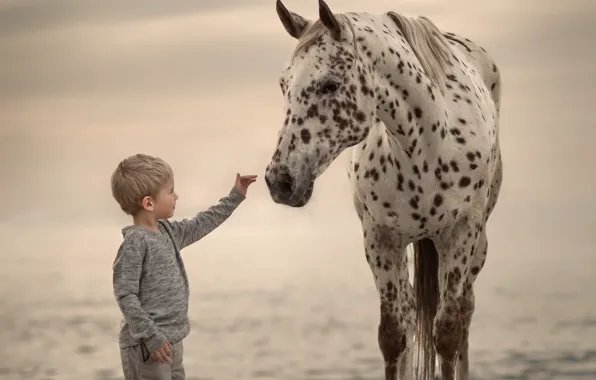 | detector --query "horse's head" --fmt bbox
[265,0,375,207]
